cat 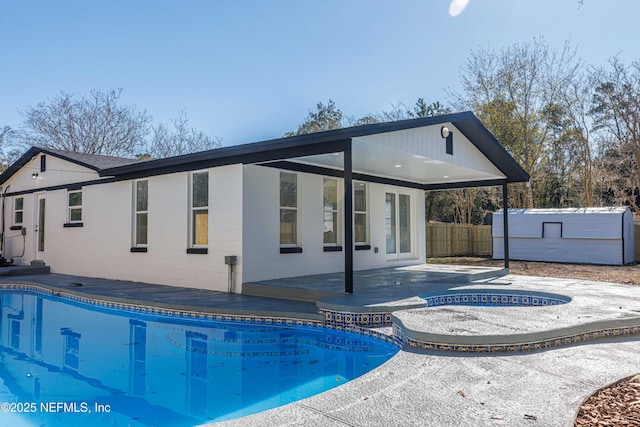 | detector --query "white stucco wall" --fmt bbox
[4,163,244,292]
[1,153,104,266]
[2,155,429,291]
[241,165,426,283]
